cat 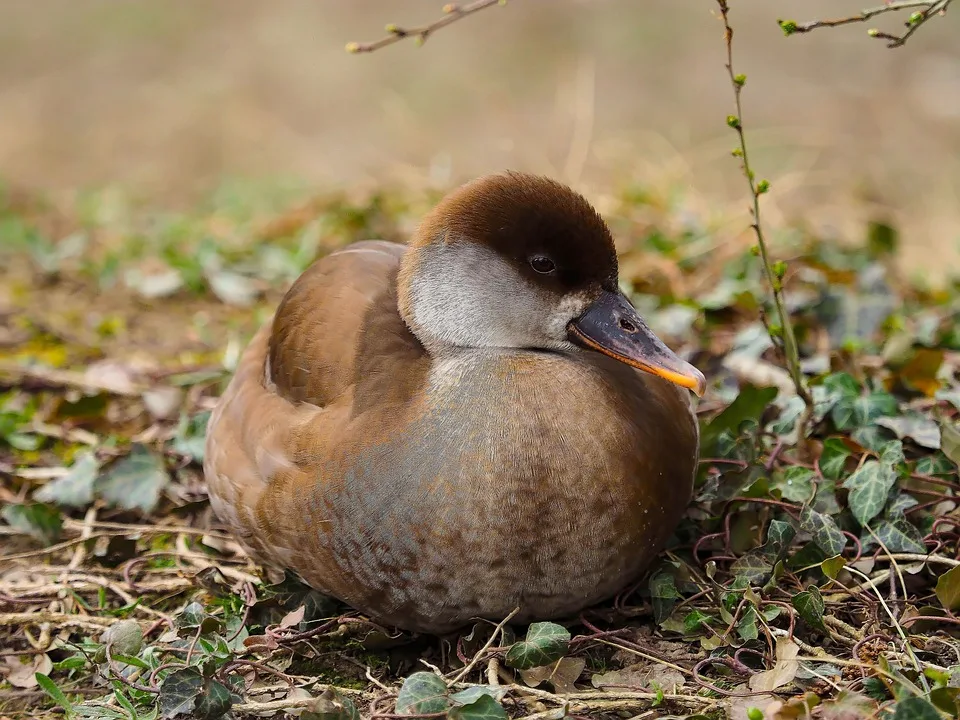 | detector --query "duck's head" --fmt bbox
[397,172,706,397]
